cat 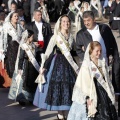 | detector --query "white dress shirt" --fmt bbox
[87,24,107,61]
[35,21,44,41]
